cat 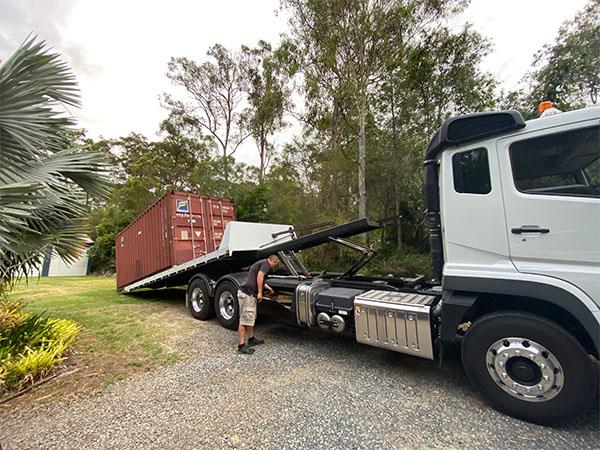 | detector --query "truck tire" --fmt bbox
[187,278,214,320]
[461,311,597,424]
[214,281,239,330]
